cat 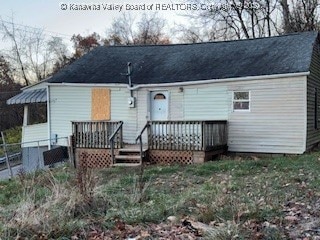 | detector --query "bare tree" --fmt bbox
[280,0,291,32]
[106,13,170,45]
[0,18,69,85]
[48,37,71,74]
[24,29,53,81]
[0,18,30,85]
[174,23,218,43]
[281,0,319,33]
[179,0,319,42]
[106,13,135,45]
[179,0,281,42]
[260,0,280,36]
[133,13,170,45]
